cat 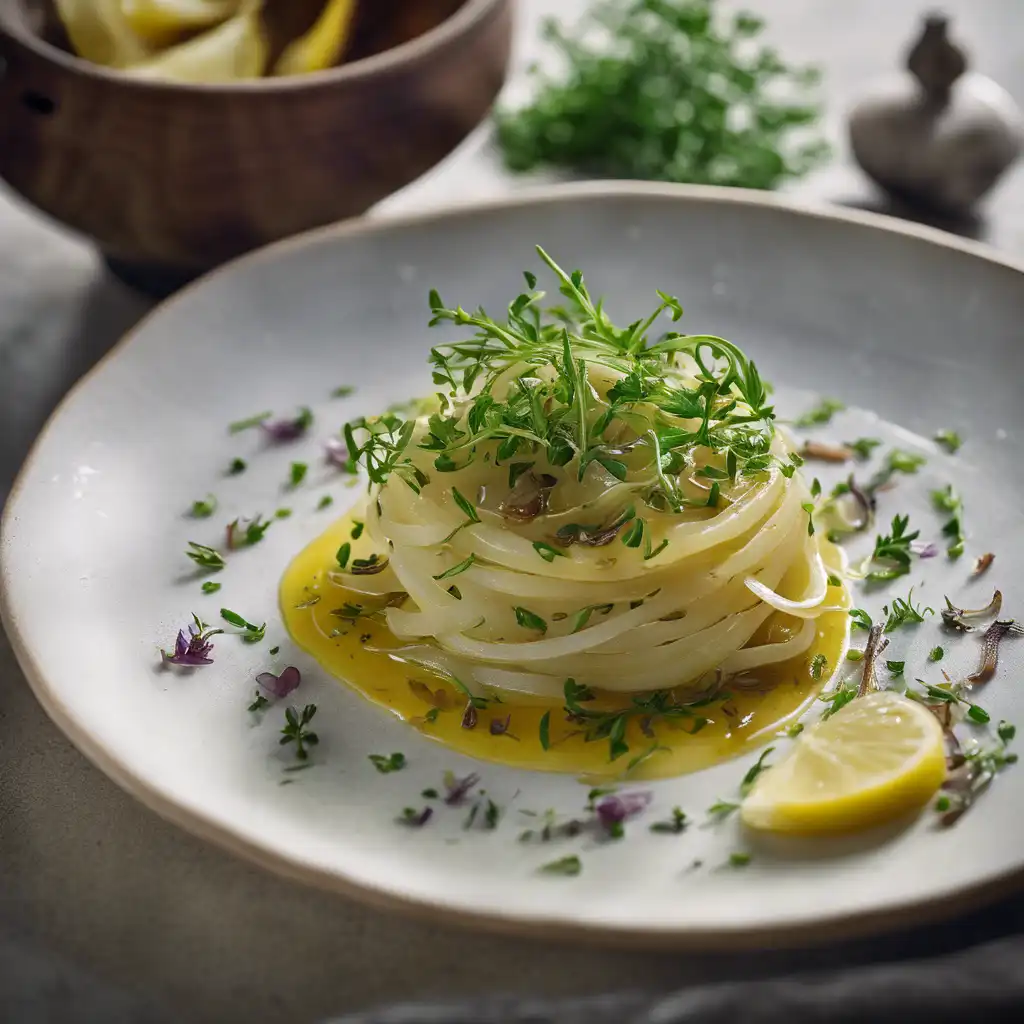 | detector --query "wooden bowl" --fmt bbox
[0,0,512,291]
